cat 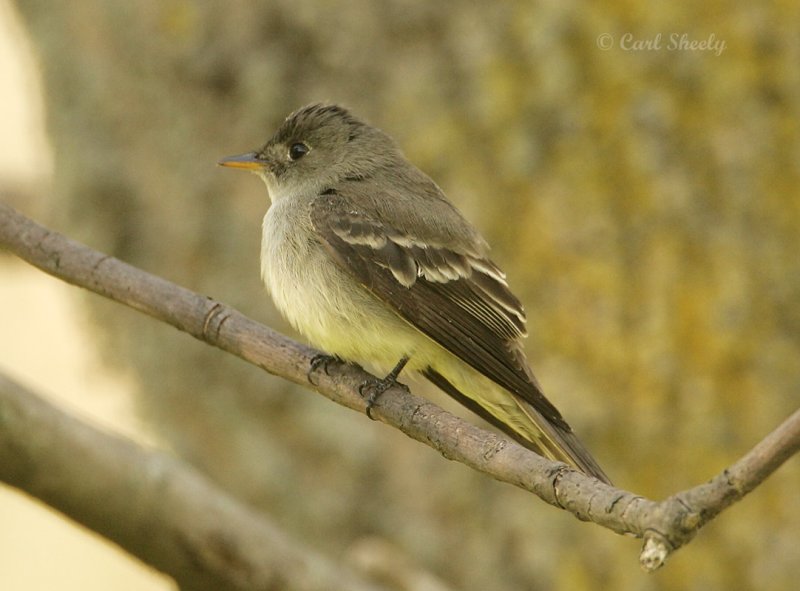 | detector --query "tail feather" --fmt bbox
[513,396,612,484]
[423,367,611,485]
